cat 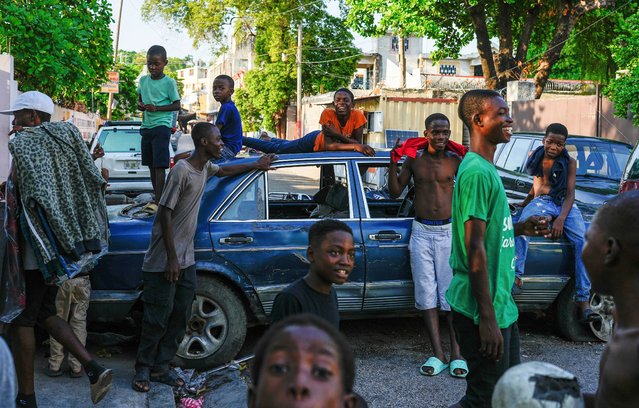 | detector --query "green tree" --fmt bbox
[0,0,113,108]
[344,0,619,98]
[606,12,639,126]
[142,0,359,132]
[89,63,141,120]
